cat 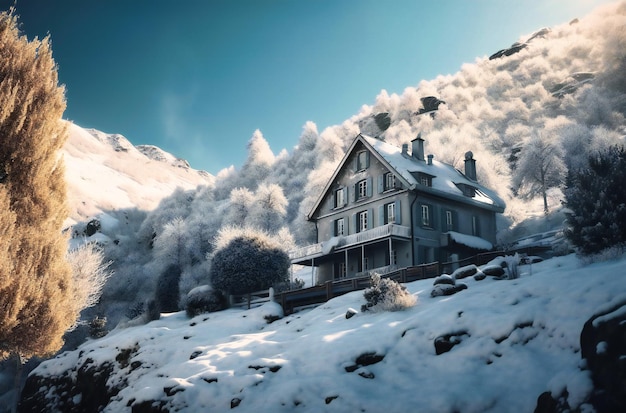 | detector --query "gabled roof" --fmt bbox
[308,134,506,219]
